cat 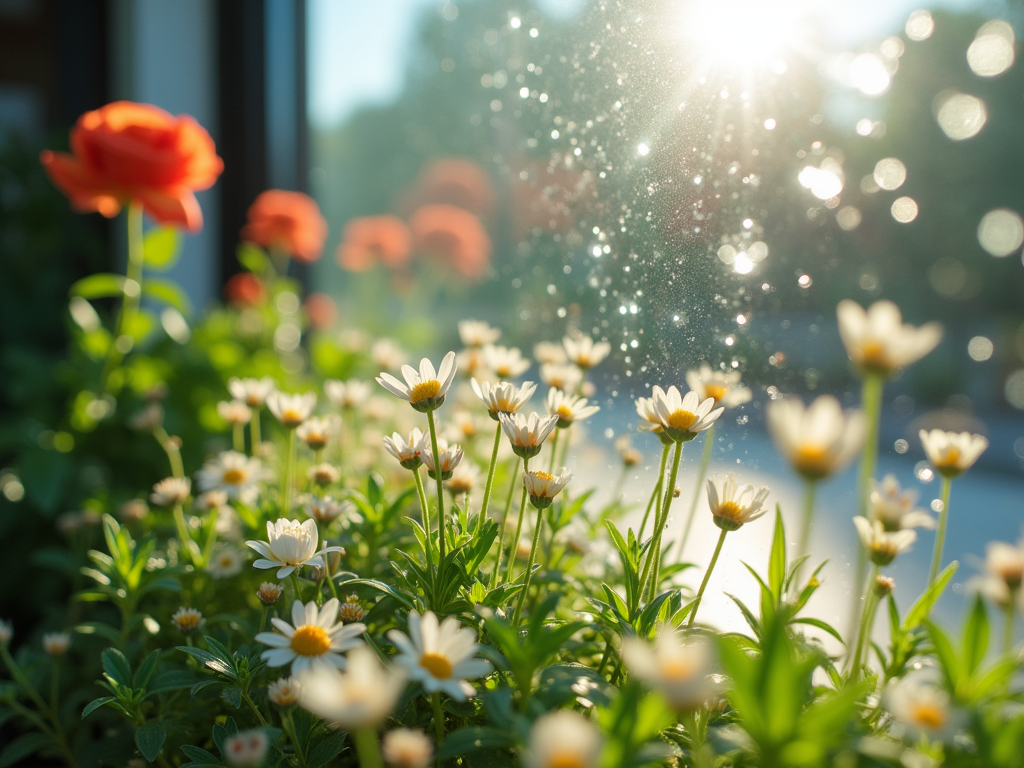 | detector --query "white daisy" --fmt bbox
[307,462,341,487]
[706,473,770,531]
[499,412,559,459]
[837,299,943,376]
[383,429,428,470]
[382,728,433,768]
[766,395,865,480]
[207,546,245,578]
[218,400,253,425]
[969,537,1024,607]
[324,378,372,410]
[563,333,611,369]
[296,416,340,451]
[482,344,531,379]
[387,611,491,701]
[523,468,572,509]
[267,391,317,429]
[267,676,301,706]
[246,518,344,579]
[545,388,600,427]
[471,379,536,421]
[539,362,583,393]
[298,645,406,729]
[195,451,266,505]
[621,632,717,711]
[920,429,988,478]
[523,710,603,768]
[853,517,917,566]
[255,598,365,675]
[42,632,71,656]
[371,338,407,371]
[869,474,935,531]
[446,461,481,497]
[150,477,191,507]
[685,364,752,409]
[649,386,724,443]
[303,495,351,524]
[884,671,966,743]
[458,319,501,348]
[533,341,568,365]
[421,440,464,482]
[377,352,458,413]
[228,377,276,408]
[171,607,205,634]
